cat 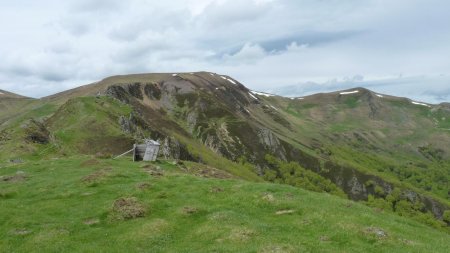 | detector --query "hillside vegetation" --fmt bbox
[0,72,449,244]
[1,157,449,253]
